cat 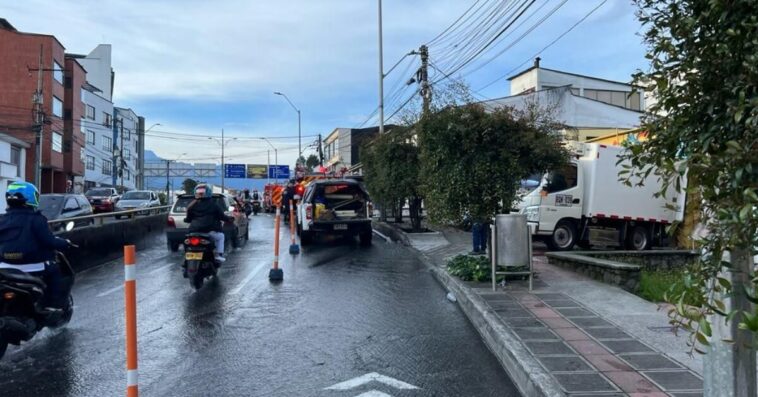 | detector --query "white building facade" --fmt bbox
[0,133,28,213]
[74,45,117,190]
[113,107,141,190]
